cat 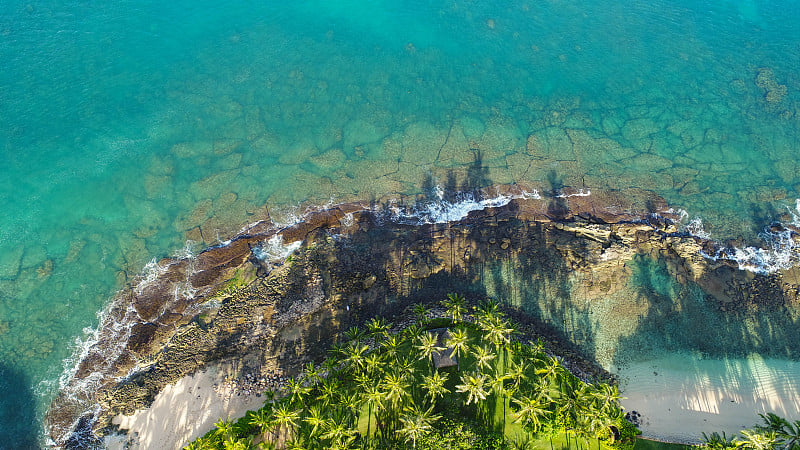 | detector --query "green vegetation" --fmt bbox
[185,294,637,449]
[701,413,800,449]
[207,265,258,302]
